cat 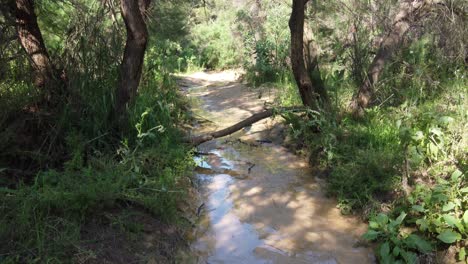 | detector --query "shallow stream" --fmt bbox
[180,71,375,264]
